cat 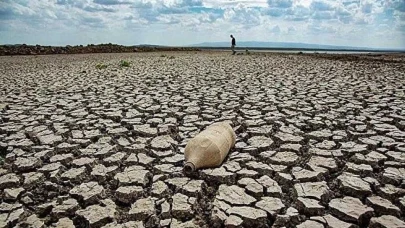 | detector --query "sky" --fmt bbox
[0,0,404,49]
